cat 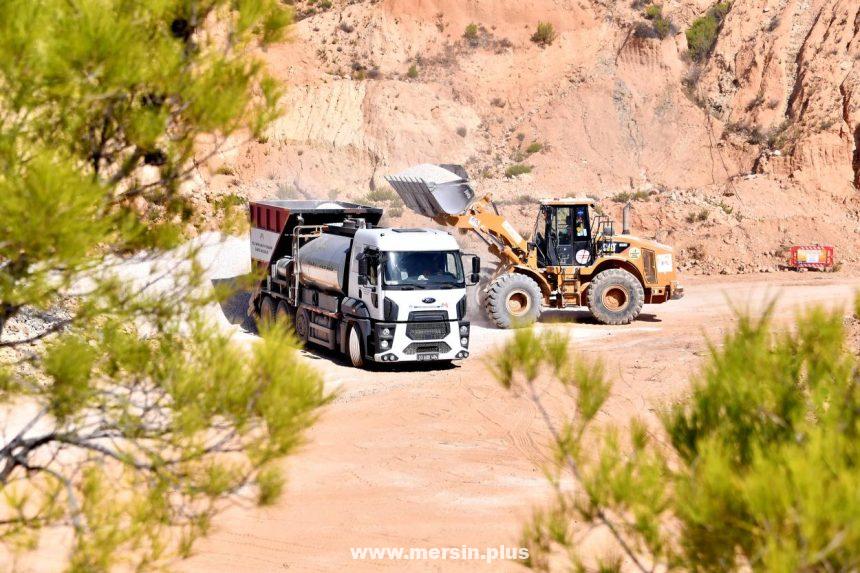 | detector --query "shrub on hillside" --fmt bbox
[531,22,557,46]
[525,141,544,154]
[636,4,673,39]
[686,1,731,61]
[505,163,533,177]
[464,23,479,45]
